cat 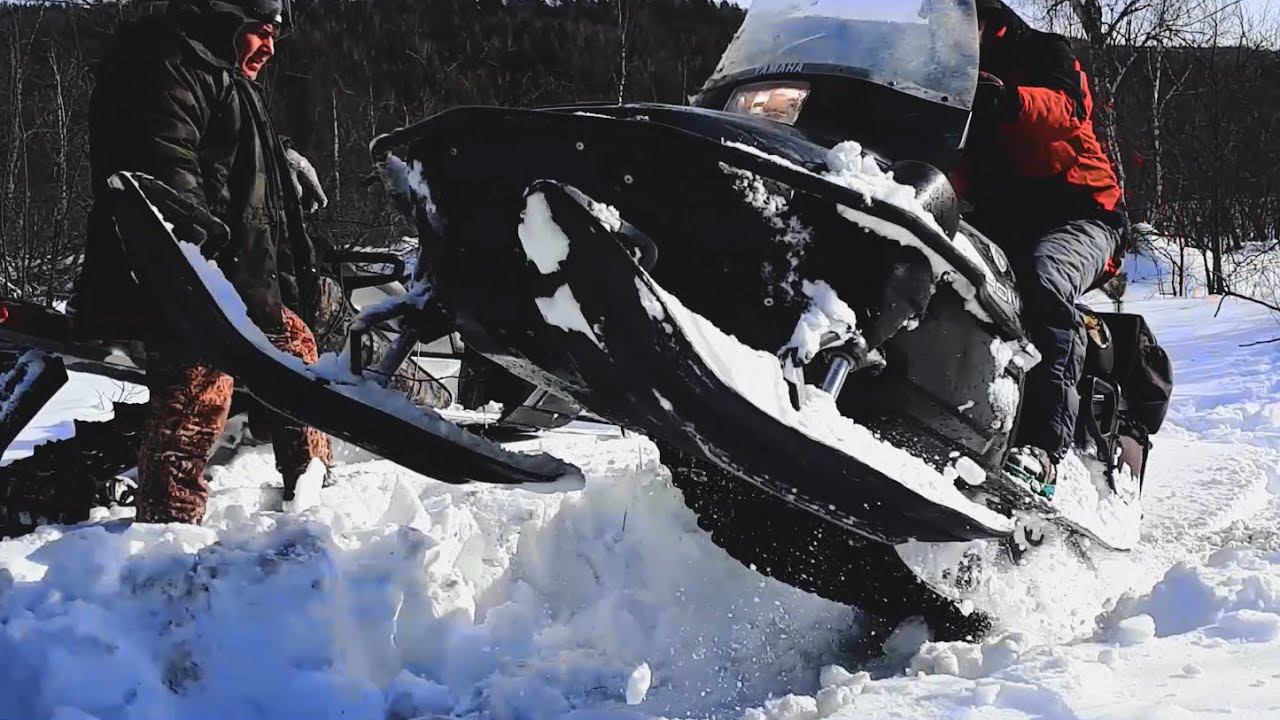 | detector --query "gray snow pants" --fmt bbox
[1012,218,1121,459]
